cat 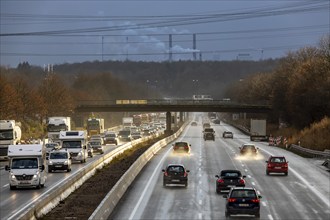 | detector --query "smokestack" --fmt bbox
[193,34,196,61]
[169,34,172,62]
